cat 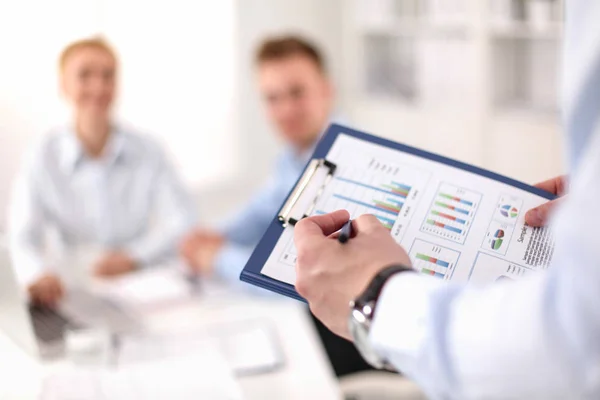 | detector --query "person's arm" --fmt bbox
[209,156,294,280]
[125,151,198,266]
[8,155,49,287]
[219,175,283,246]
[369,153,600,398]
[211,176,283,278]
[294,139,600,399]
